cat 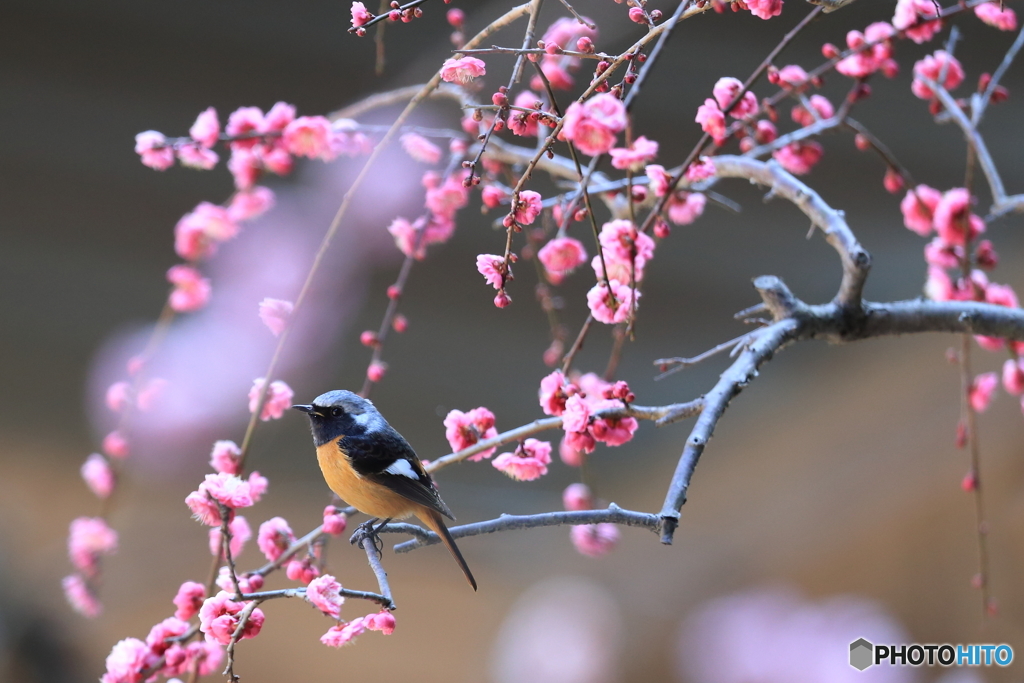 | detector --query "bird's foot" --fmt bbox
[349,518,390,555]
